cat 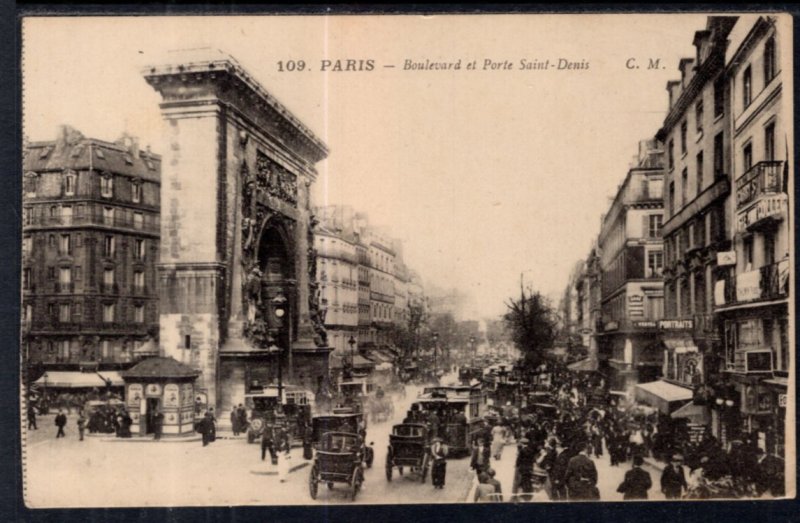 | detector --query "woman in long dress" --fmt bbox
[276,427,291,482]
[490,423,506,460]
